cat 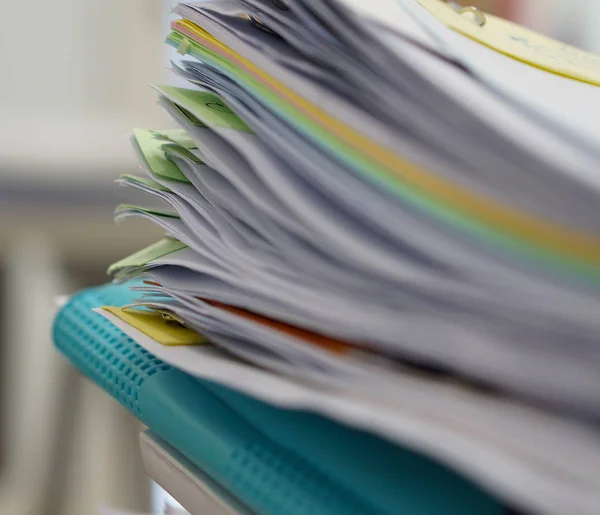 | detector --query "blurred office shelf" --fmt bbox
[0,112,164,515]
[0,0,169,512]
